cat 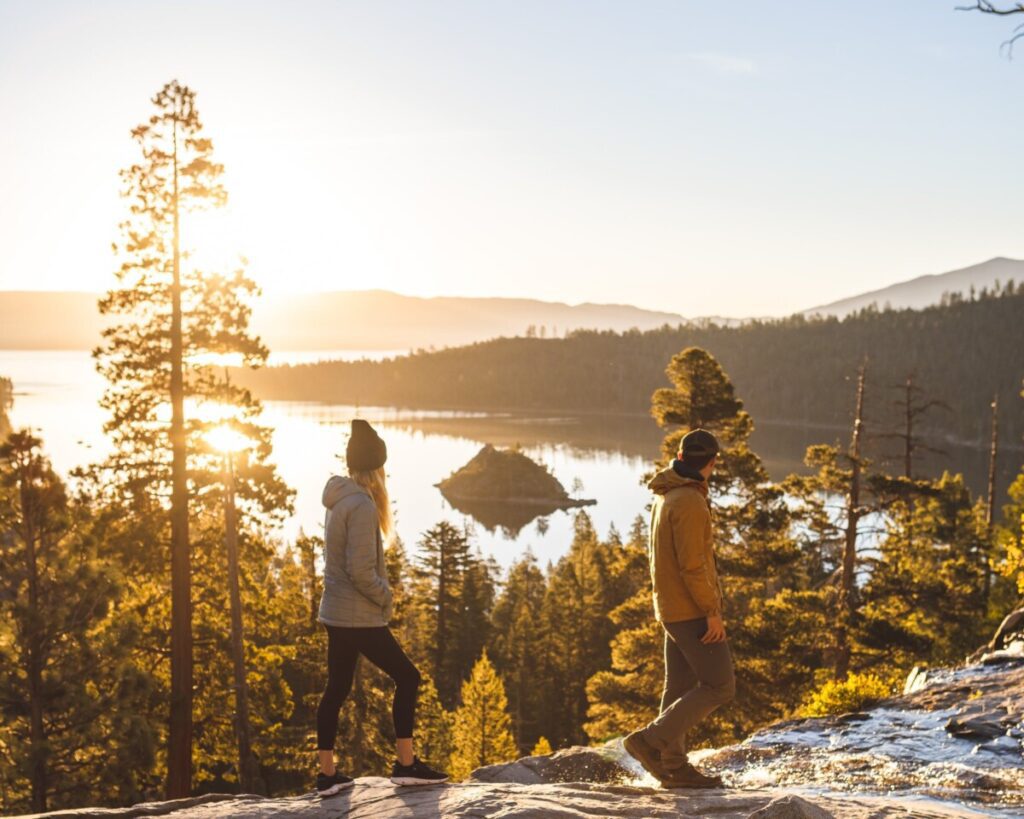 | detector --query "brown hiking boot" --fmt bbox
[658,762,724,789]
[622,730,665,779]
